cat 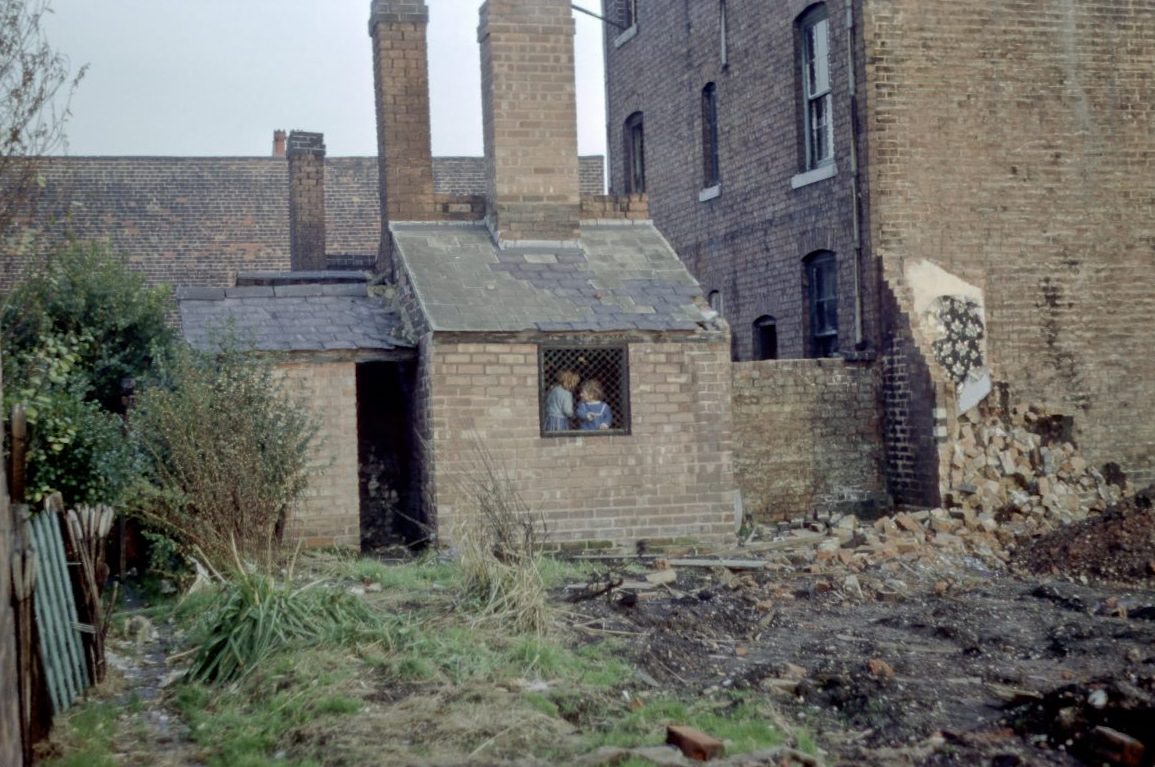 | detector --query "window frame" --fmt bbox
[701,82,721,190]
[804,251,839,358]
[538,344,632,438]
[799,4,834,171]
[752,315,778,361]
[623,111,646,195]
